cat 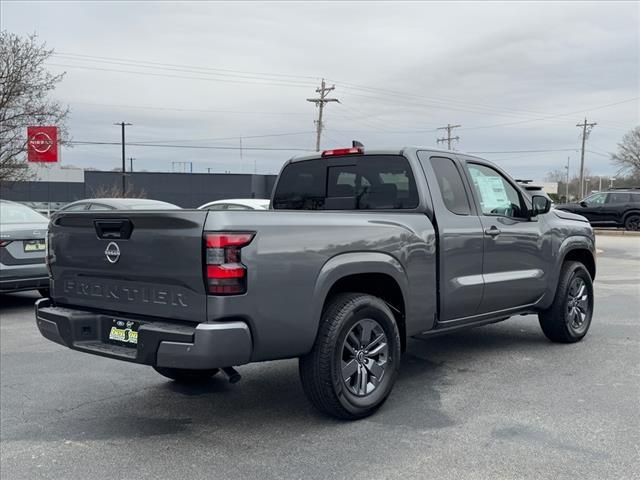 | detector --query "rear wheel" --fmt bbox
[538,261,593,343]
[153,366,219,383]
[299,293,401,420]
[624,214,640,231]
